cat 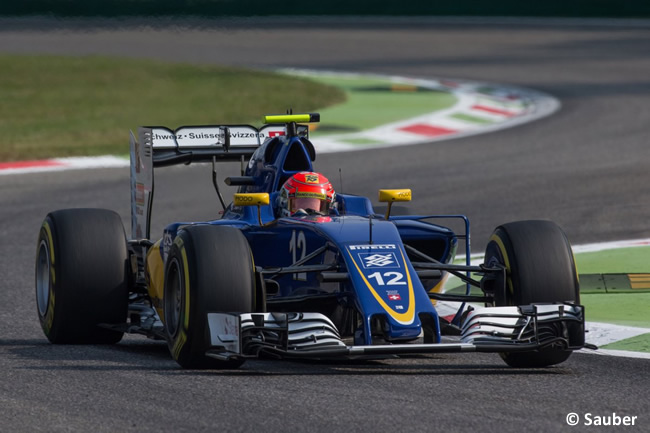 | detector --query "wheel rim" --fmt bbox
[36,240,51,316]
[165,258,183,337]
